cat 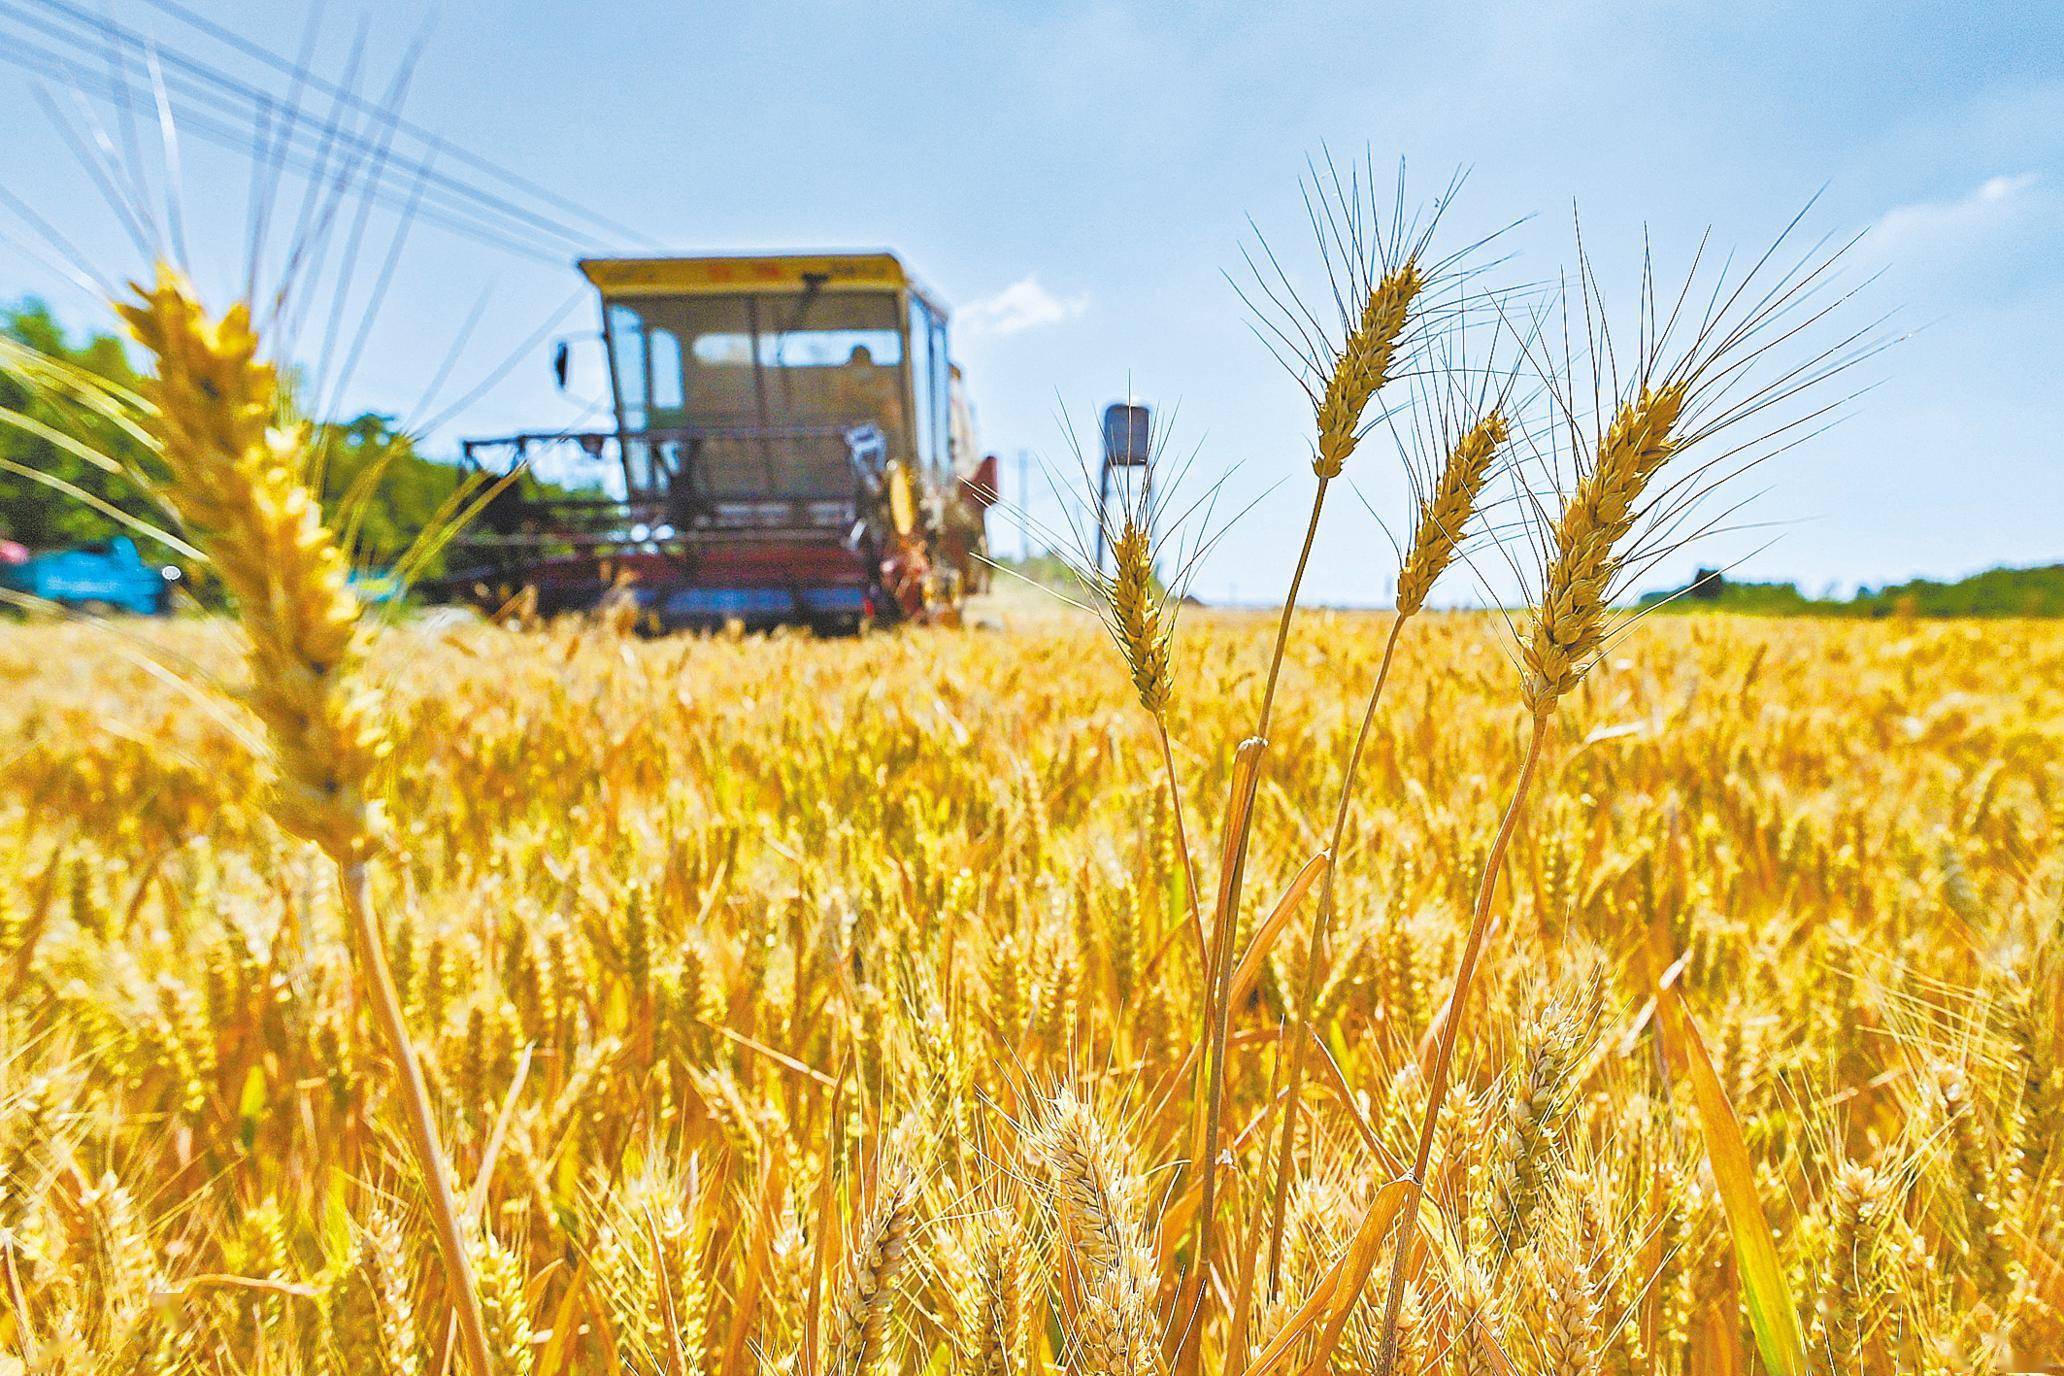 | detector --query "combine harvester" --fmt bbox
[444,251,997,632]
